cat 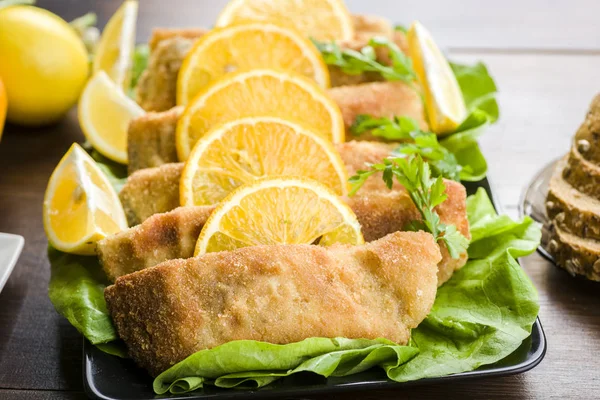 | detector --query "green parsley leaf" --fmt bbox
[394,24,408,33]
[349,155,469,258]
[312,37,416,84]
[351,115,462,181]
